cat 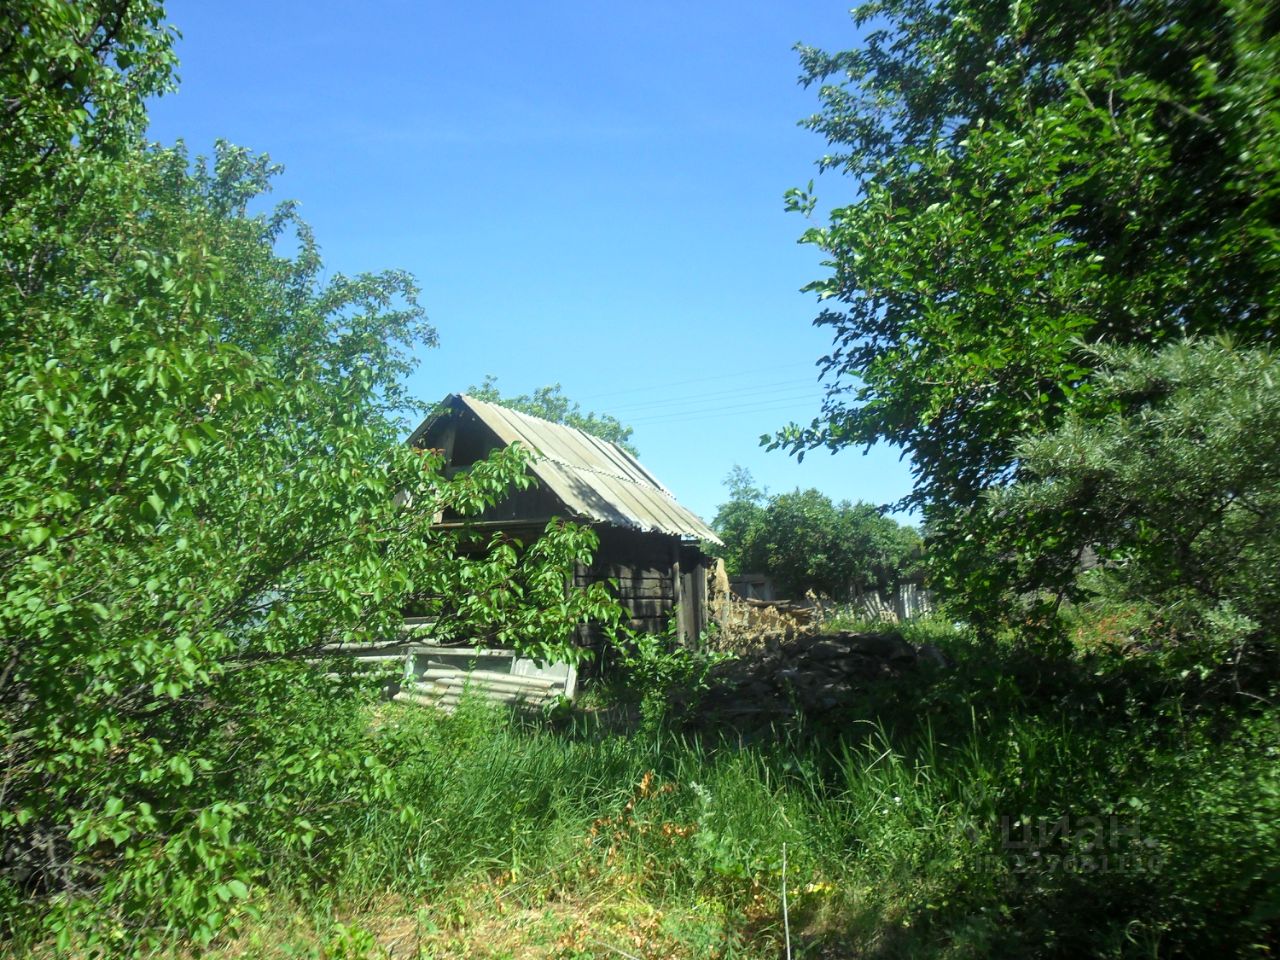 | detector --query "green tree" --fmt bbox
[0,3,621,948]
[0,0,177,215]
[712,472,920,598]
[990,339,1280,649]
[710,466,767,576]
[772,0,1280,615]
[467,375,638,454]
